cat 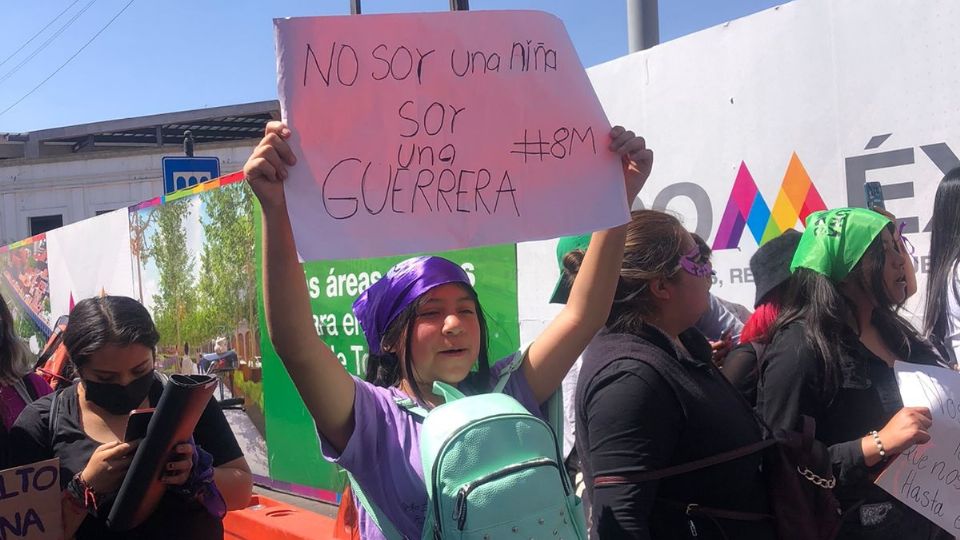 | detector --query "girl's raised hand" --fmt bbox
[244,121,297,211]
[609,125,653,203]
